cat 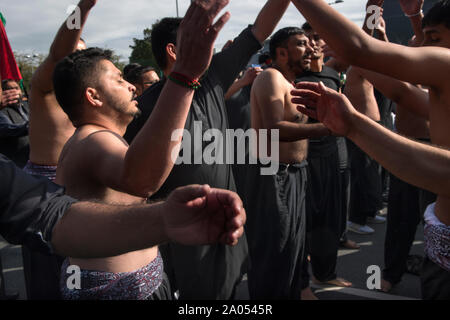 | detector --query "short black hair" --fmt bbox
[123,63,156,84]
[151,17,182,70]
[301,22,312,32]
[53,48,113,124]
[422,0,450,29]
[1,79,18,90]
[269,27,306,60]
